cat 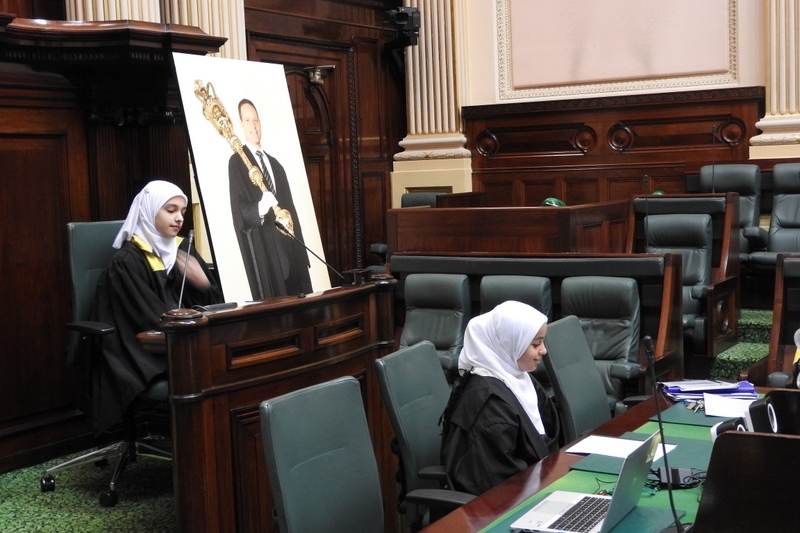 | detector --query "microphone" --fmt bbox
[162,230,202,320]
[176,229,194,310]
[274,220,345,284]
[644,335,693,533]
